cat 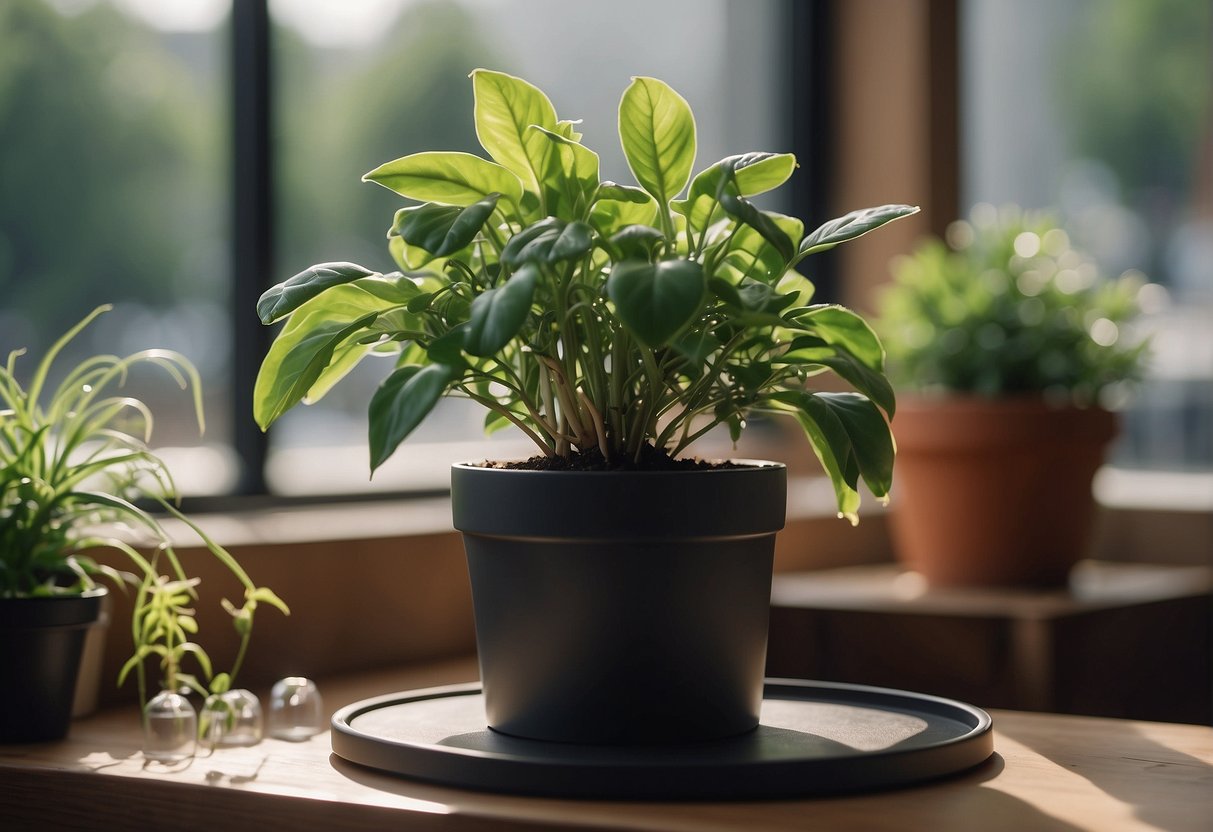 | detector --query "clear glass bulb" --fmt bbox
[199,688,263,748]
[143,690,196,762]
[267,677,325,741]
